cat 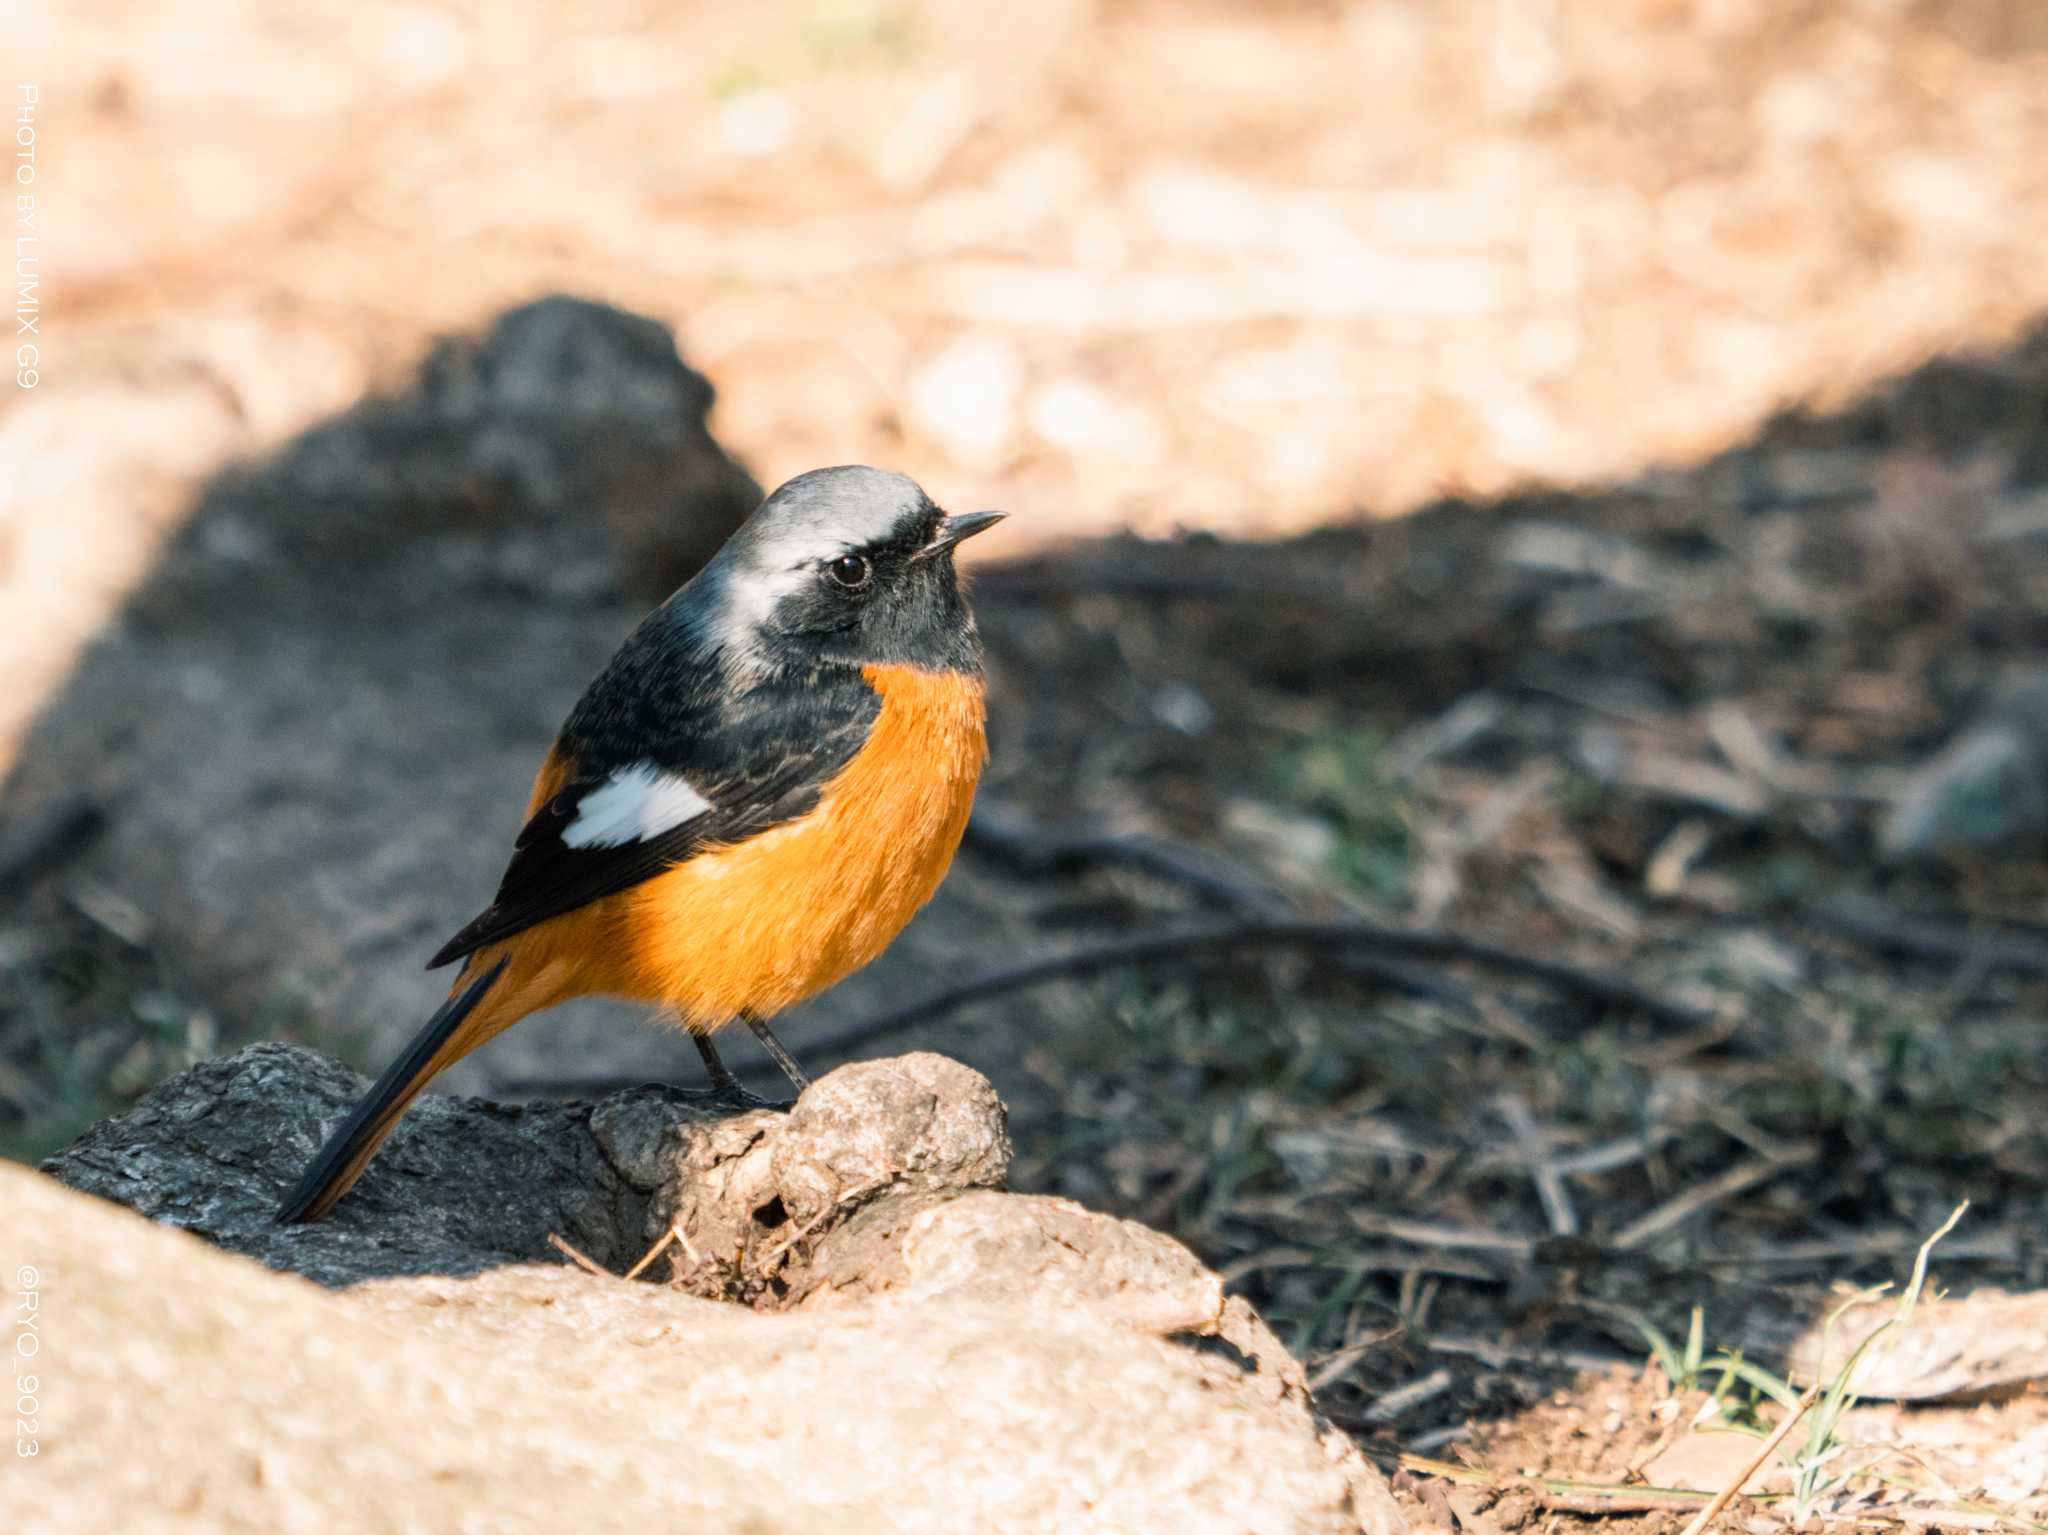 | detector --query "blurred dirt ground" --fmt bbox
[22,0,2048,517]
[12,0,2048,754]
[8,1,2048,1531]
